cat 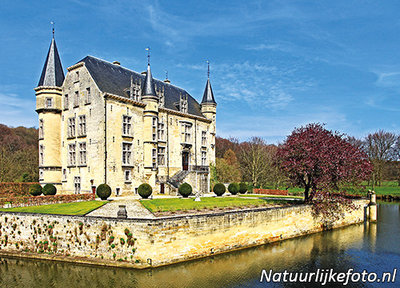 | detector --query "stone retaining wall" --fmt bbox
[0,199,368,268]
